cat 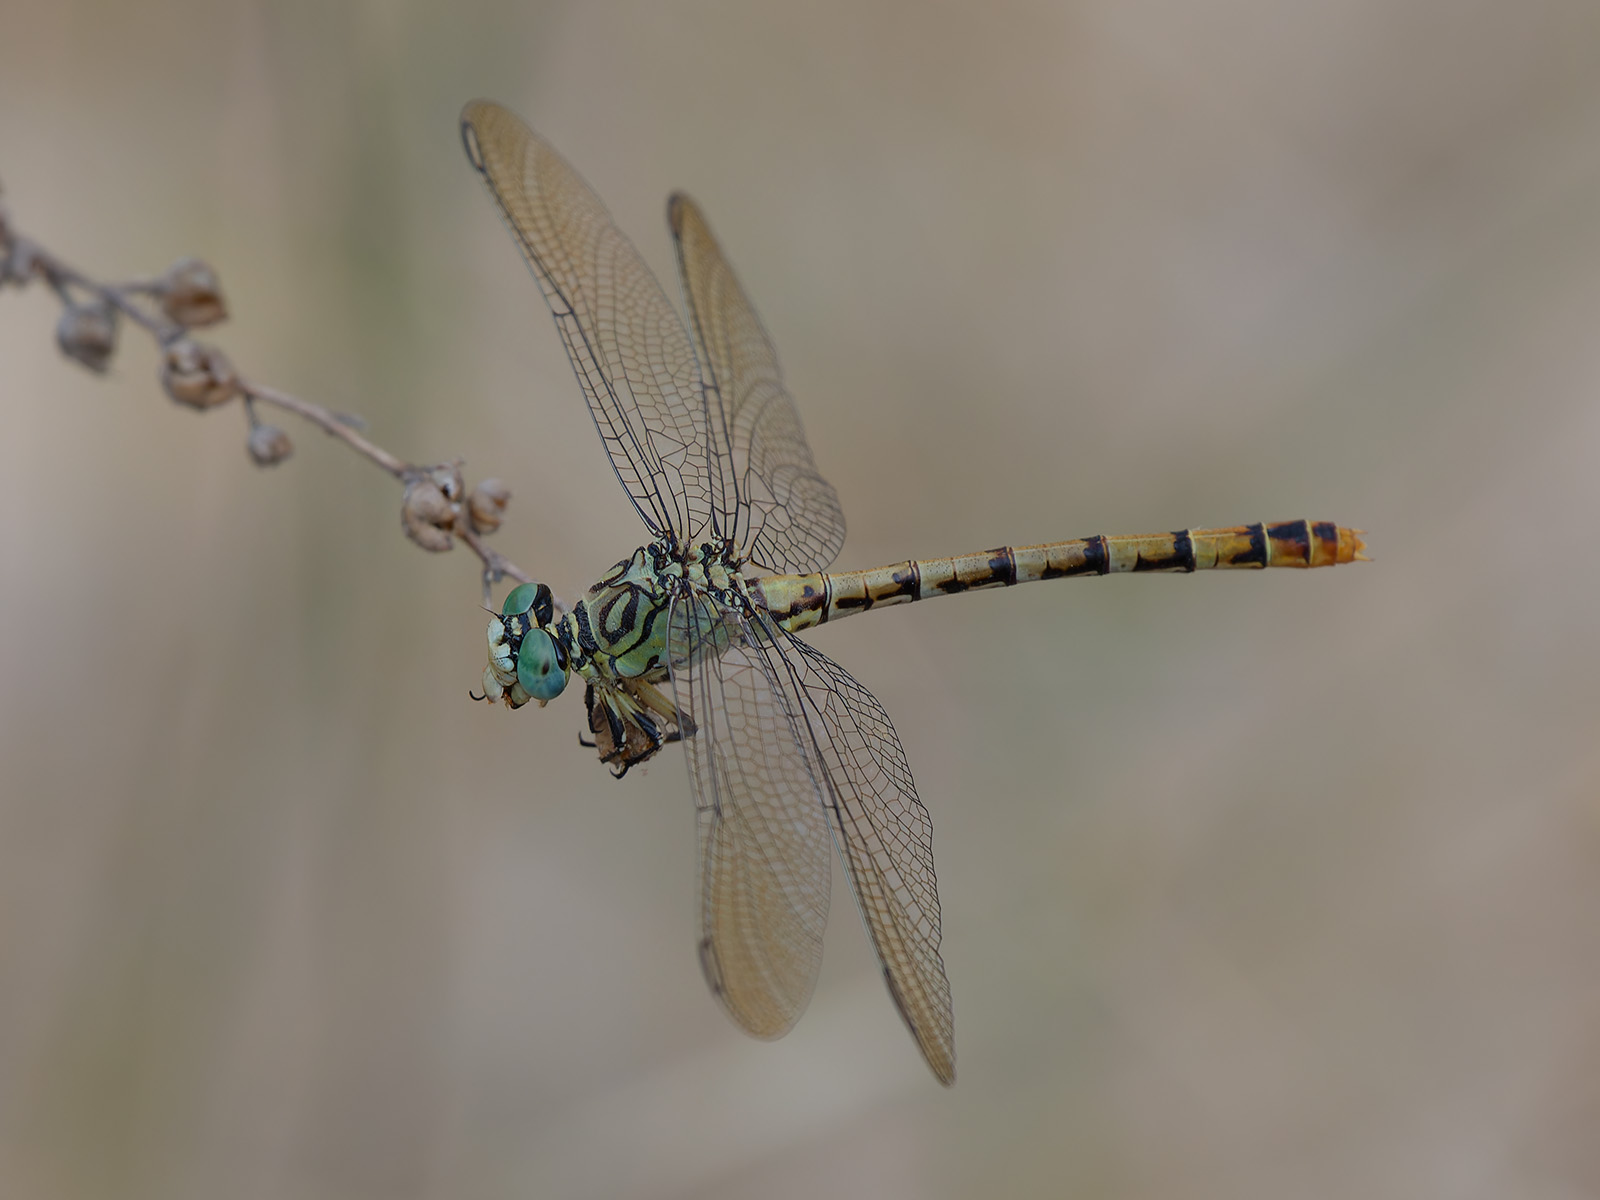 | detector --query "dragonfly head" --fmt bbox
[480,581,569,708]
